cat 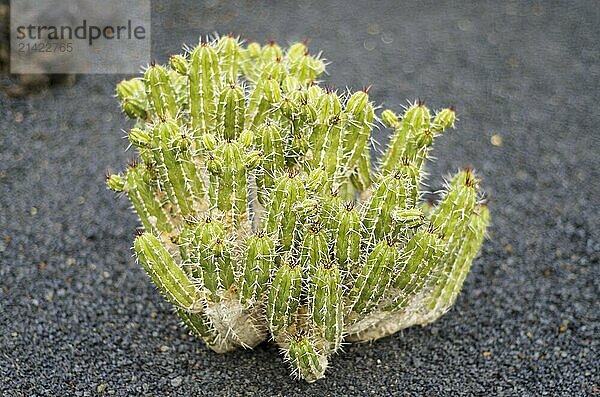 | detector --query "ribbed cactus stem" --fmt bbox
[287,336,328,383]
[421,170,487,319]
[336,90,374,186]
[300,223,329,276]
[309,262,344,352]
[116,78,148,119]
[144,65,178,119]
[215,139,248,224]
[362,162,419,241]
[334,201,361,271]
[348,238,398,317]
[189,44,220,137]
[383,229,444,311]
[440,204,489,306]
[108,164,173,233]
[266,171,307,251]
[267,261,302,335]
[240,232,275,305]
[255,120,285,204]
[216,35,240,84]
[134,233,203,312]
